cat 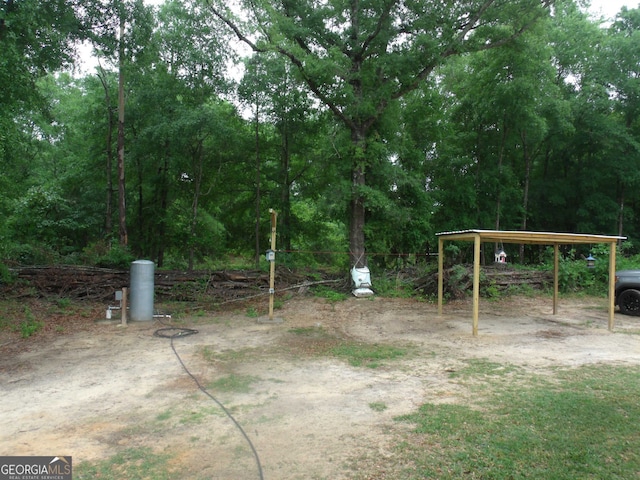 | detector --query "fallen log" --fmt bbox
[413,265,552,298]
[5,265,321,302]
